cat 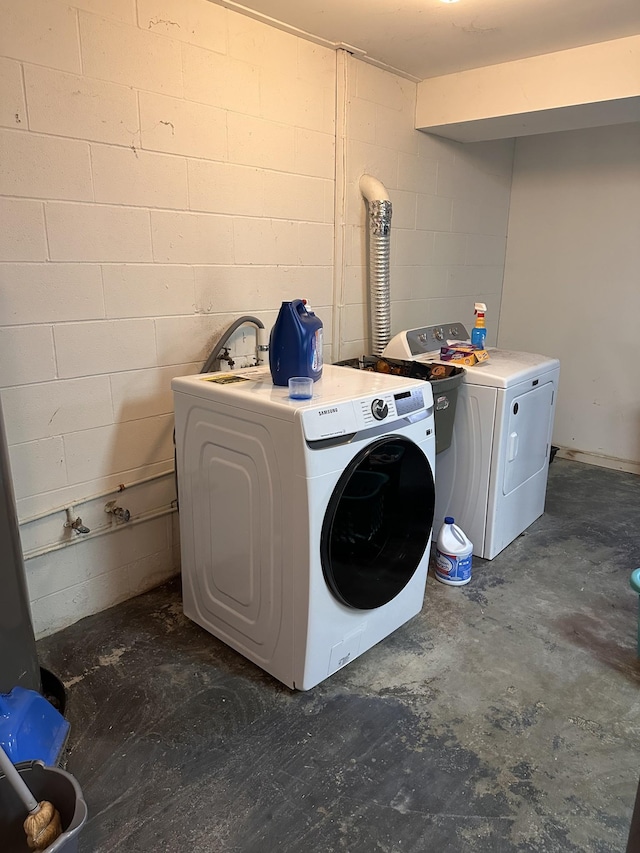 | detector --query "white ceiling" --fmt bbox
[215,0,640,80]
